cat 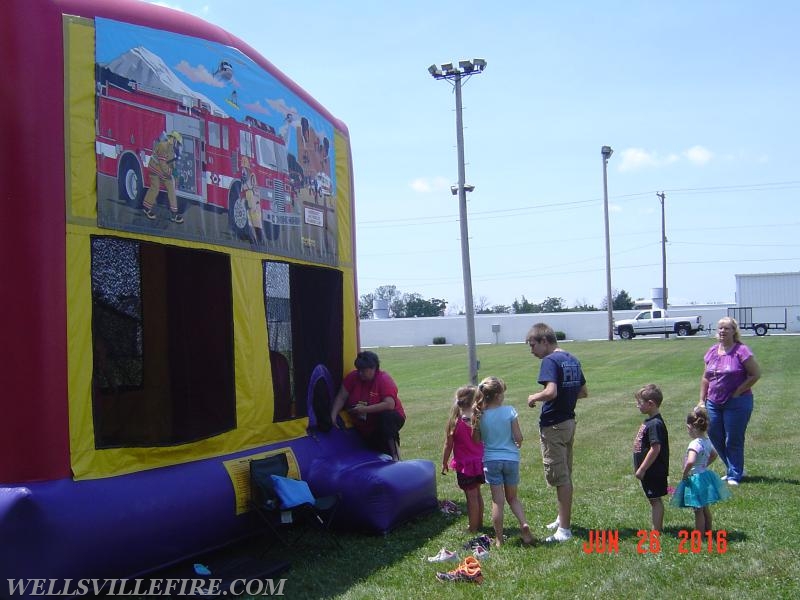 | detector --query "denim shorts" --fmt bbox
[483,460,520,486]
